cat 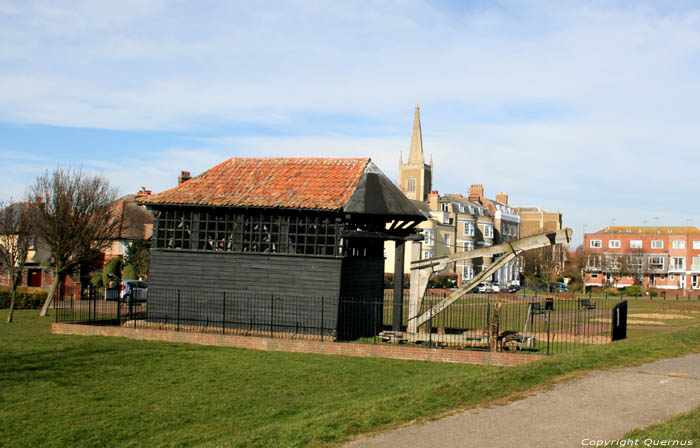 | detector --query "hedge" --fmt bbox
[0,286,47,310]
